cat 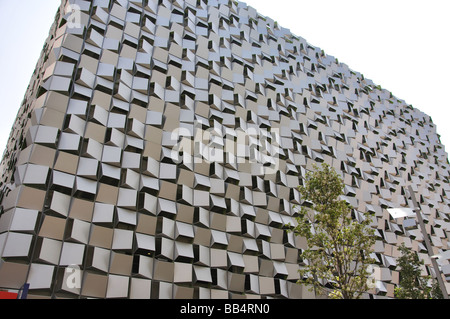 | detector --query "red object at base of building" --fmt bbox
[0,291,18,299]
